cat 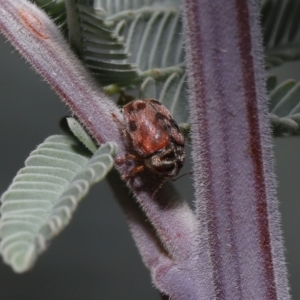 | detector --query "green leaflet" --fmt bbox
[0,135,117,272]
[74,2,139,86]
[92,0,180,16]
[262,0,300,69]
[268,77,300,136]
[66,117,98,153]
[68,1,184,86]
